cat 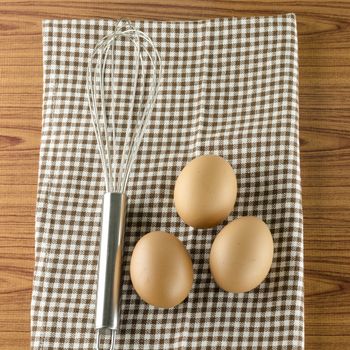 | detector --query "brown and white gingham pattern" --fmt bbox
[32,14,303,349]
